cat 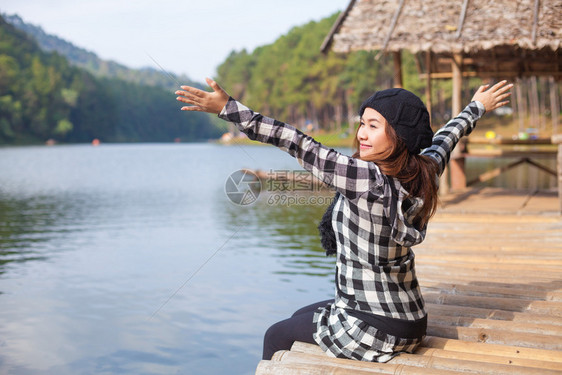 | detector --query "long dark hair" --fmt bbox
[352,124,439,228]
